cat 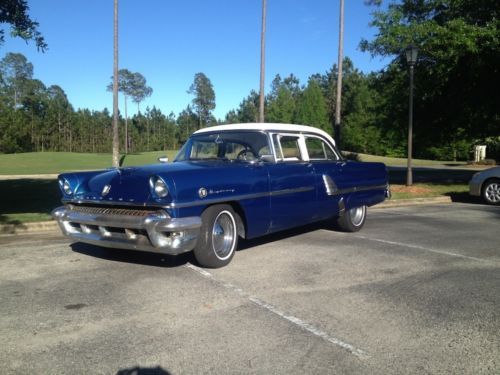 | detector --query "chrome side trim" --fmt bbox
[322,175,338,195]
[169,186,315,208]
[62,183,386,211]
[270,186,315,197]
